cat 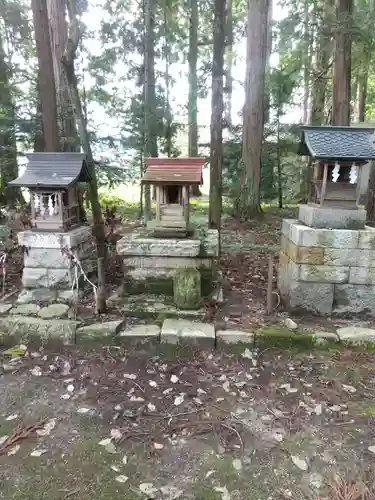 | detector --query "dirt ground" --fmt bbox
[1,343,375,499]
